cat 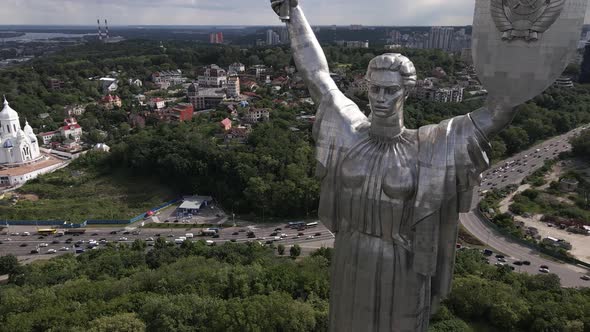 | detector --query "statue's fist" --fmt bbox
[270,0,298,17]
